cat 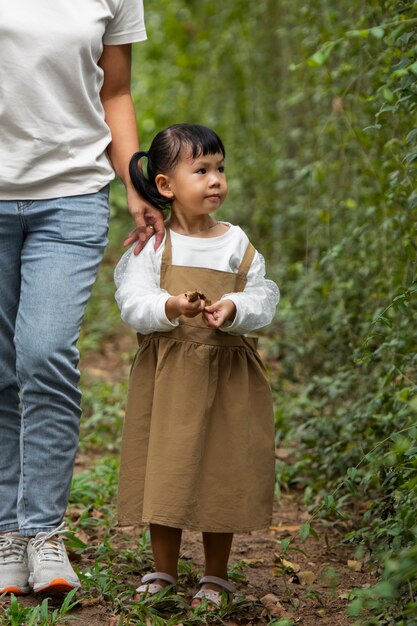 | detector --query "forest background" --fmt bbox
[6,1,415,625]
[82,0,417,623]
